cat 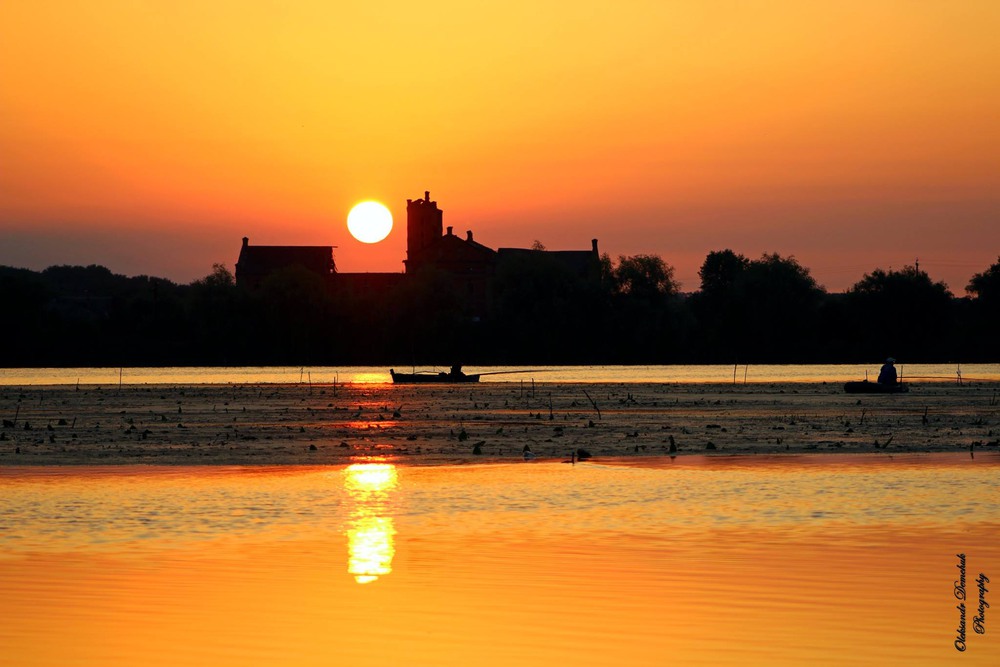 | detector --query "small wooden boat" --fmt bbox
[844,380,909,394]
[390,368,480,384]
